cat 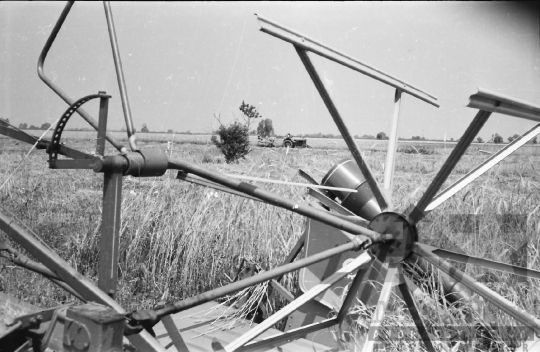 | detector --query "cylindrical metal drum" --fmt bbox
[321,159,381,221]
